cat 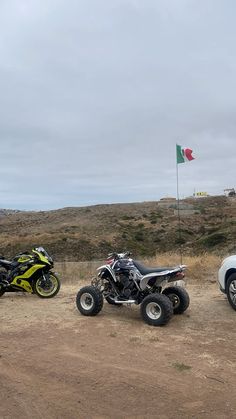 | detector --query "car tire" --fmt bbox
[226,273,236,311]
